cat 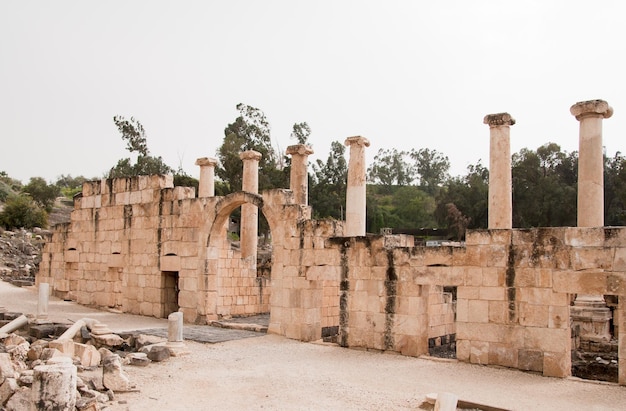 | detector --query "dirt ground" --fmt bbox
[3,281,626,410]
